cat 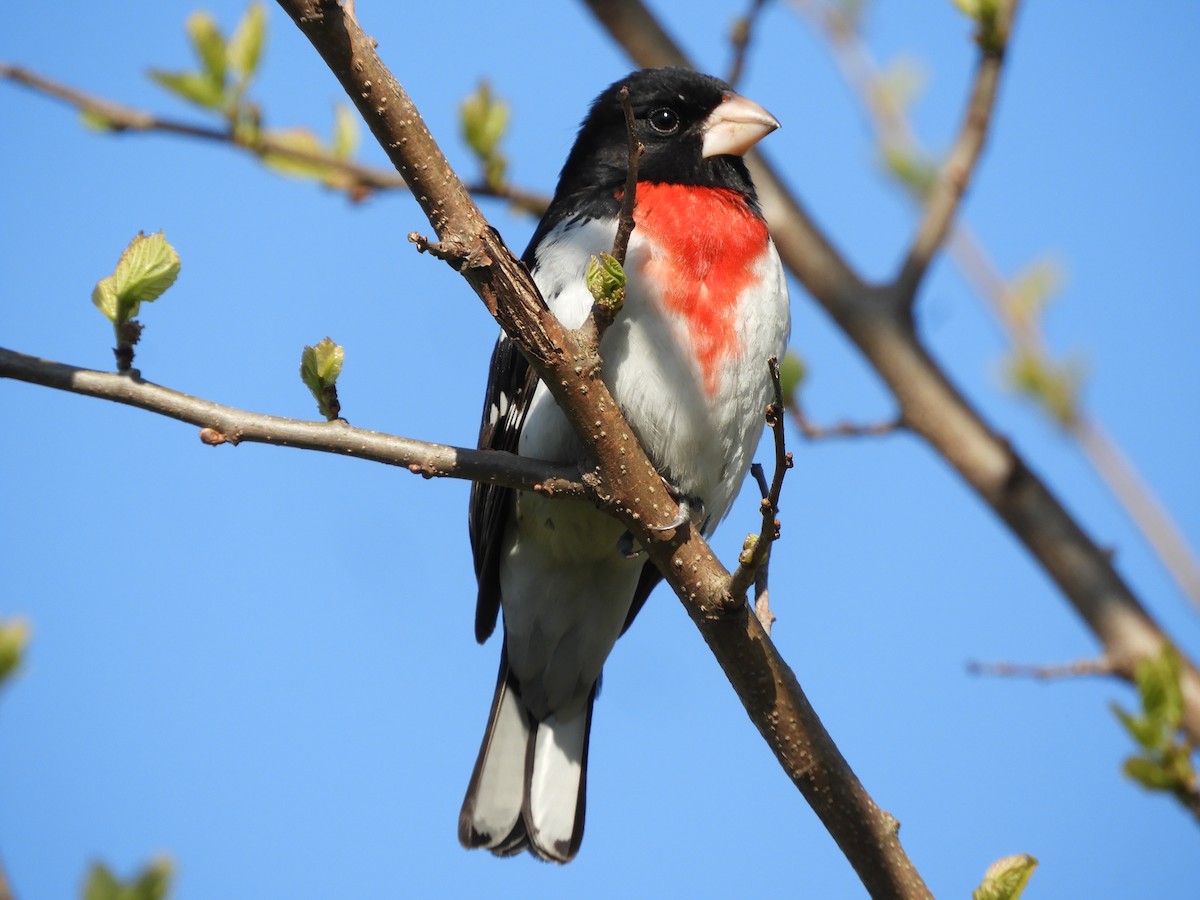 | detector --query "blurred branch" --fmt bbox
[794,1,1200,609]
[582,0,1200,750]
[968,657,1116,680]
[726,0,769,89]
[0,347,587,497]
[276,0,930,895]
[0,61,550,214]
[0,851,12,900]
[893,5,1006,300]
[788,398,904,441]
